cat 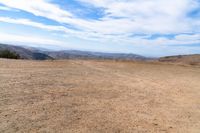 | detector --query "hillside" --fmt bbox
[0,49,20,59]
[0,44,53,60]
[46,50,147,60]
[1,44,200,65]
[159,54,200,66]
[0,44,148,60]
